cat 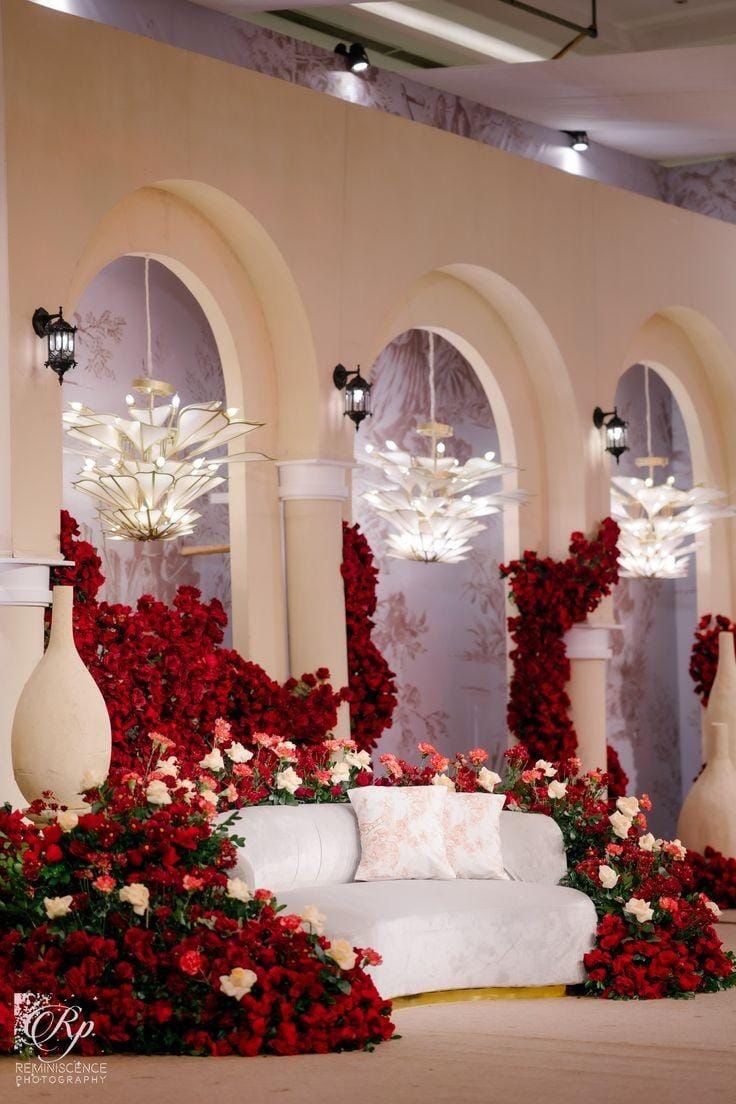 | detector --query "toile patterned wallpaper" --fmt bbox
[33,2,736,227]
[65,257,232,640]
[352,331,508,770]
[607,365,698,837]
